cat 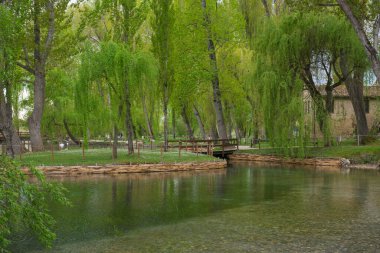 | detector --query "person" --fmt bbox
[65,136,69,149]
